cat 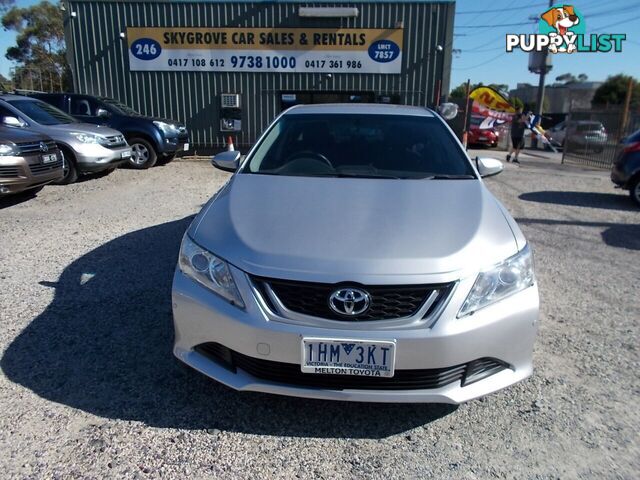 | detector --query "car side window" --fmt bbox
[70,97,99,116]
[0,104,21,122]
